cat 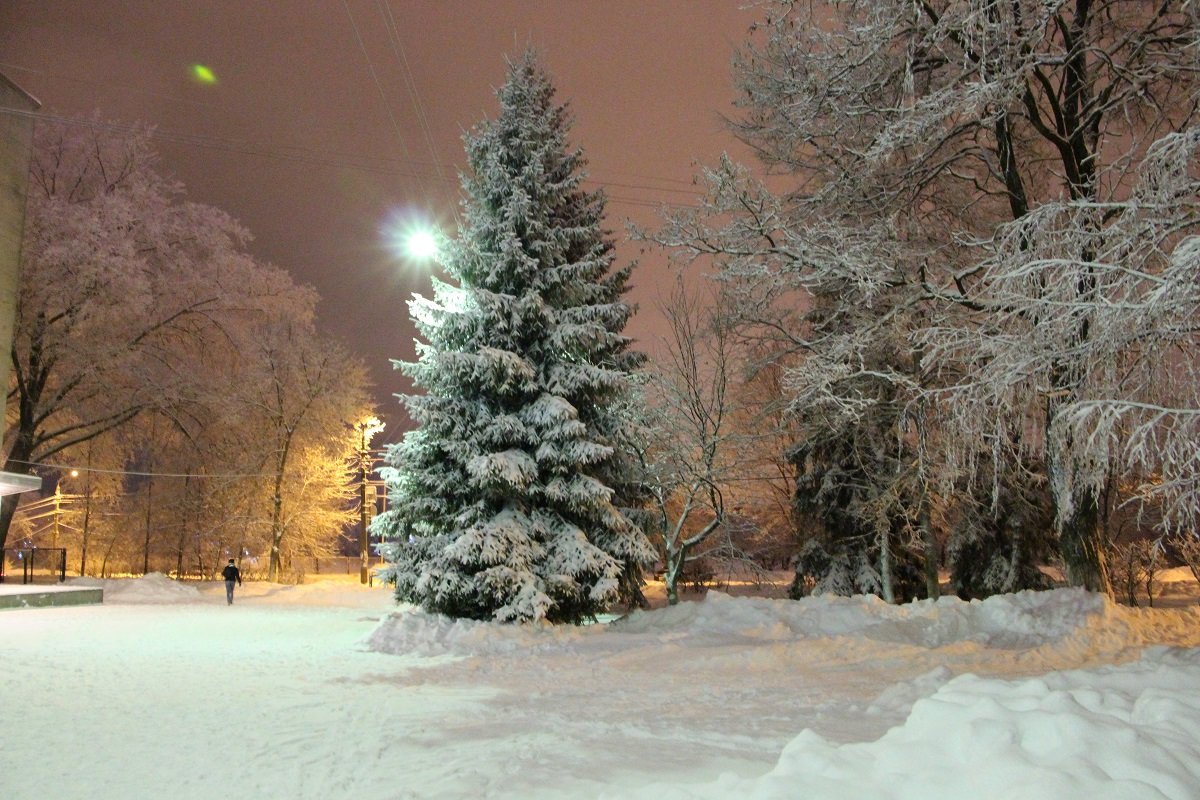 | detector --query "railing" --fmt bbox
[0,548,67,584]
